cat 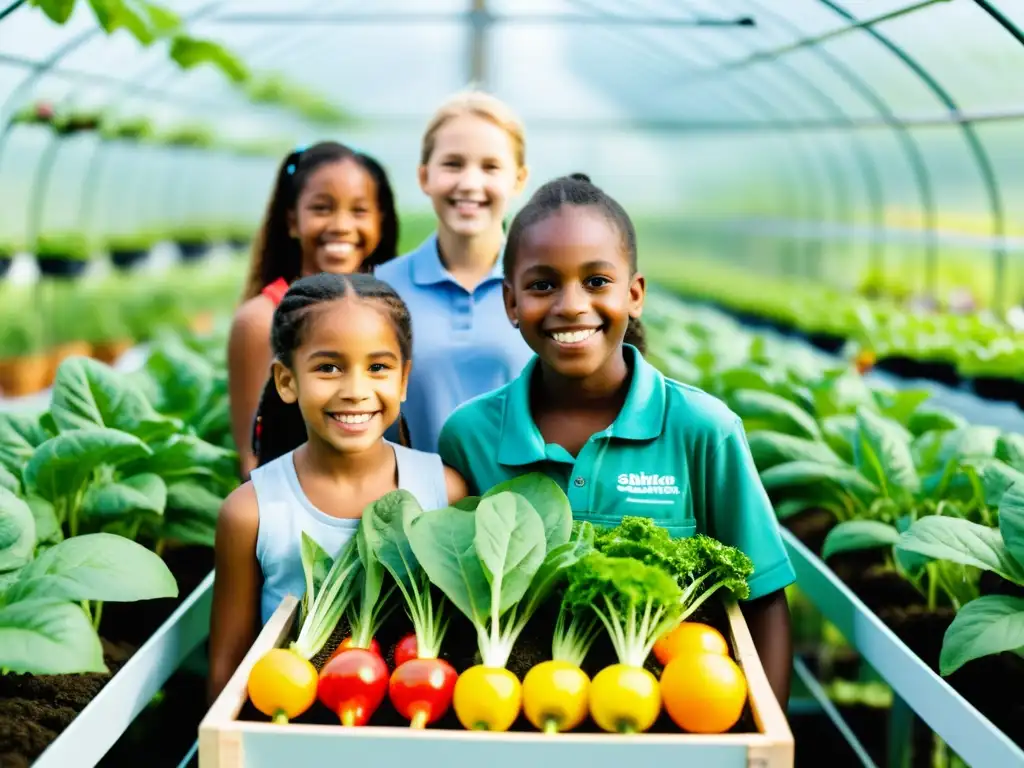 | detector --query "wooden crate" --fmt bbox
[200,596,794,768]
